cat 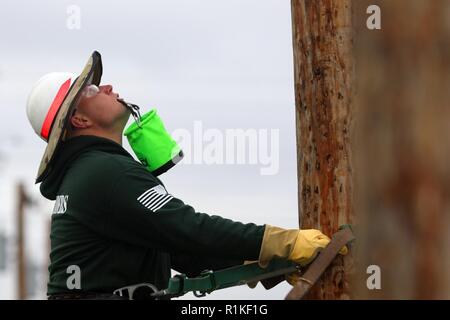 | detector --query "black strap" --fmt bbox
[48,292,126,300]
[118,100,142,126]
